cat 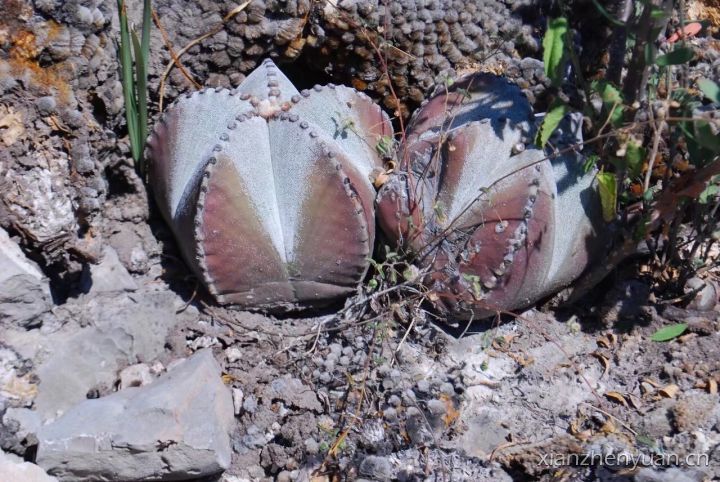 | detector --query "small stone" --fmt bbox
[304,438,319,455]
[416,380,430,394]
[232,387,244,416]
[383,407,397,422]
[81,247,137,295]
[359,455,393,480]
[243,394,258,414]
[440,382,455,396]
[405,407,433,445]
[149,361,165,376]
[35,96,57,114]
[188,335,218,350]
[118,363,153,390]
[426,399,446,416]
[685,277,718,311]
[225,346,243,363]
[264,376,322,412]
[276,471,292,482]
